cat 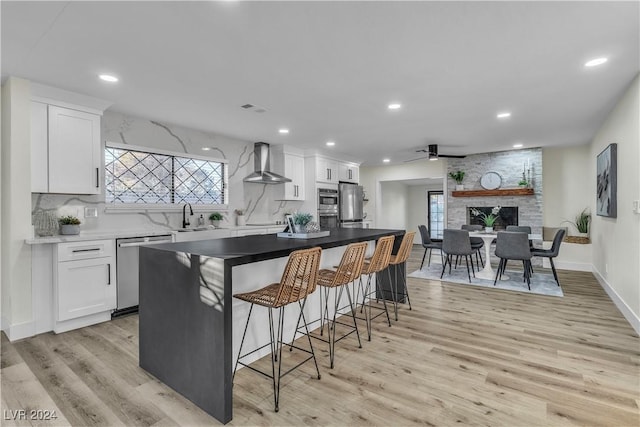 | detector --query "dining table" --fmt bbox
[469,231,542,280]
